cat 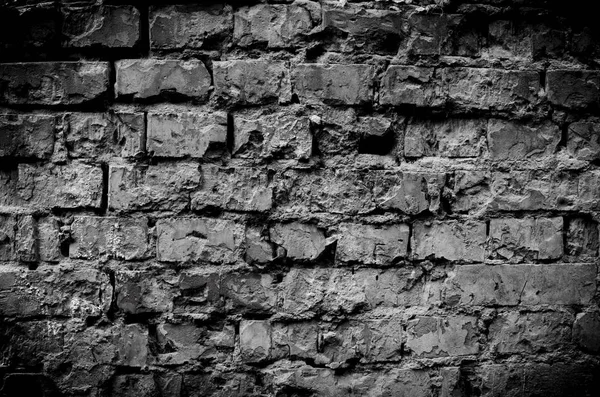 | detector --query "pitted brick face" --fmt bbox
[1,1,600,396]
